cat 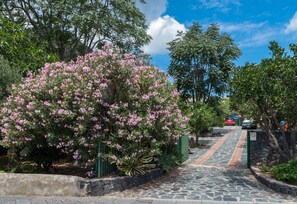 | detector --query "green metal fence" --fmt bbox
[95,143,117,178]
[179,135,189,162]
[234,118,240,126]
[95,136,189,177]
[247,130,250,168]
